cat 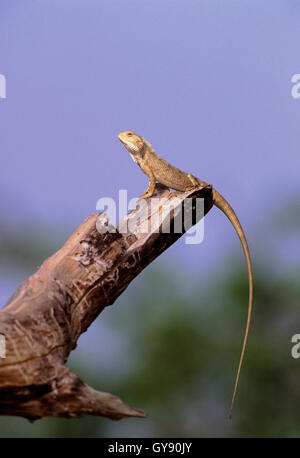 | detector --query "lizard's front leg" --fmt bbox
[139,163,156,199]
